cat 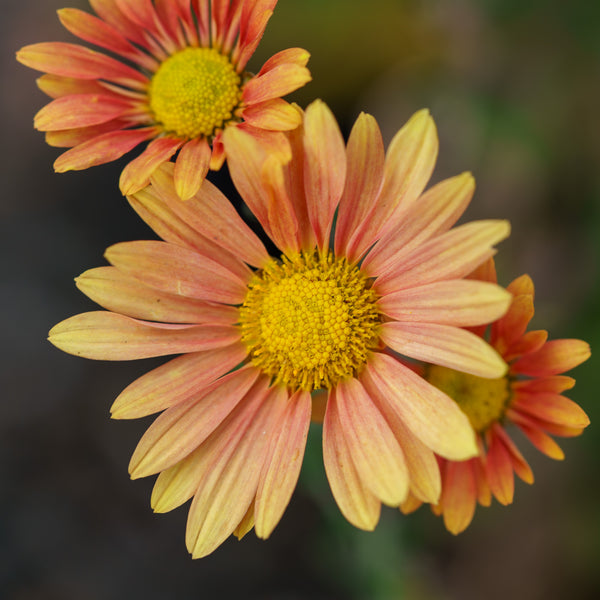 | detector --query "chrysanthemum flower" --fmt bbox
[17,0,311,200]
[402,259,591,534]
[49,101,512,557]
